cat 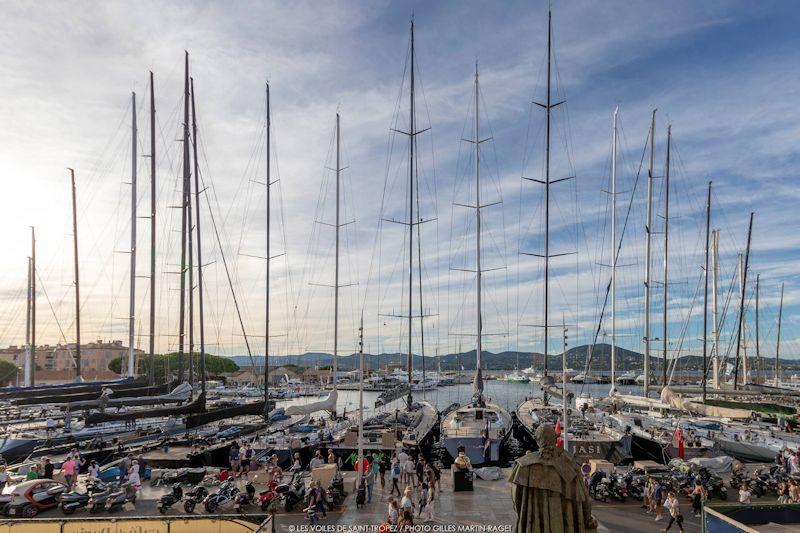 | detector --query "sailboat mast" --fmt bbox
[24,257,32,387]
[178,51,190,384]
[711,230,720,389]
[148,72,156,386]
[733,213,753,388]
[334,113,341,395]
[474,65,483,406]
[128,92,137,378]
[775,283,784,386]
[561,315,568,449]
[542,10,553,391]
[70,168,81,380]
[190,78,206,400]
[264,83,271,412]
[30,226,36,386]
[755,274,760,382]
[357,315,364,480]
[406,19,416,409]
[662,125,671,387]
[702,181,711,401]
[643,109,655,397]
[187,99,195,390]
[609,107,618,394]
